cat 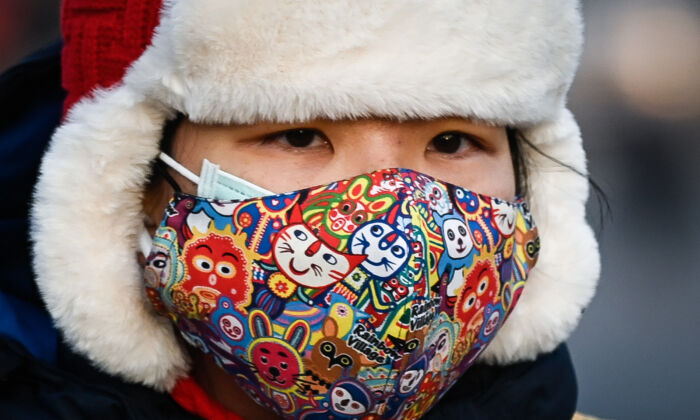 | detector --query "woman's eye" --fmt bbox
[266,129,327,148]
[427,132,479,155]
